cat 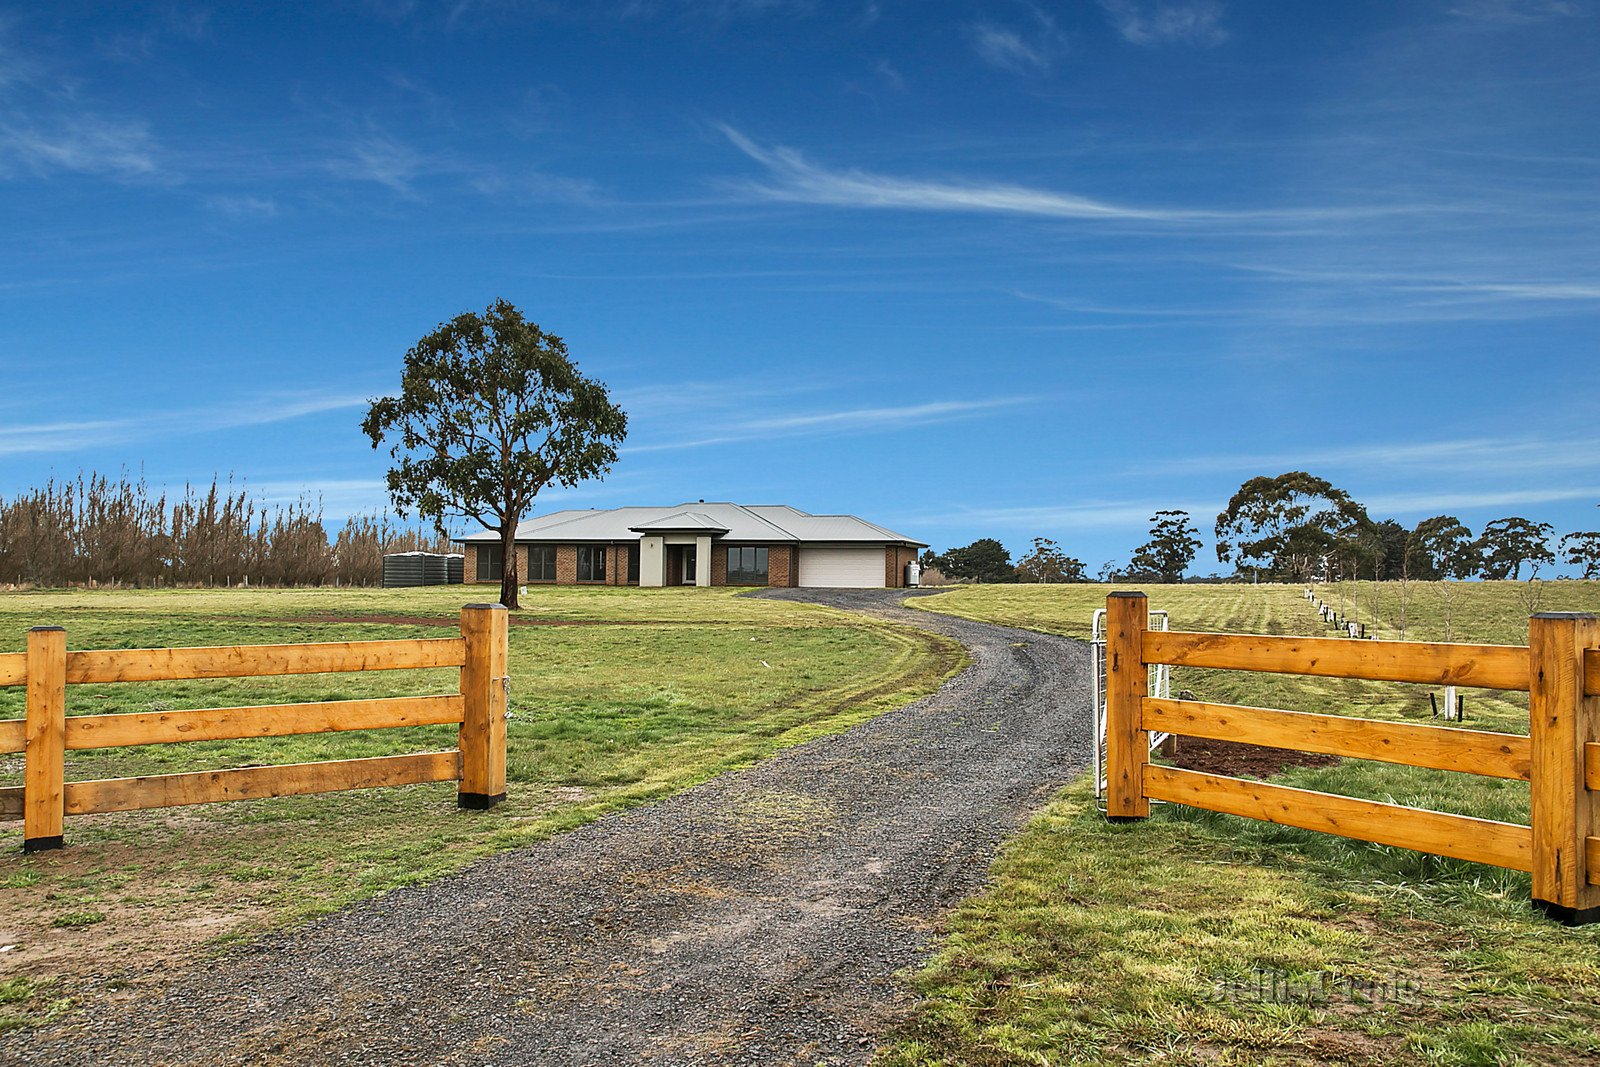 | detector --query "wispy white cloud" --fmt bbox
[626,396,1031,453]
[444,0,818,23]
[1127,434,1600,479]
[1218,262,1600,324]
[0,418,133,456]
[466,169,603,204]
[742,398,1024,432]
[326,128,428,197]
[98,6,212,63]
[246,478,390,513]
[1363,485,1600,515]
[0,391,372,457]
[0,20,164,182]
[1010,290,1222,318]
[205,194,281,218]
[1446,0,1586,23]
[0,113,160,179]
[1425,280,1600,300]
[1231,262,1600,302]
[0,17,48,91]
[903,499,1221,532]
[872,58,906,92]
[719,126,1411,227]
[320,121,599,204]
[1101,0,1229,46]
[903,483,1600,534]
[970,18,1062,75]
[242,467,653,521]
[612,377,841,420]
